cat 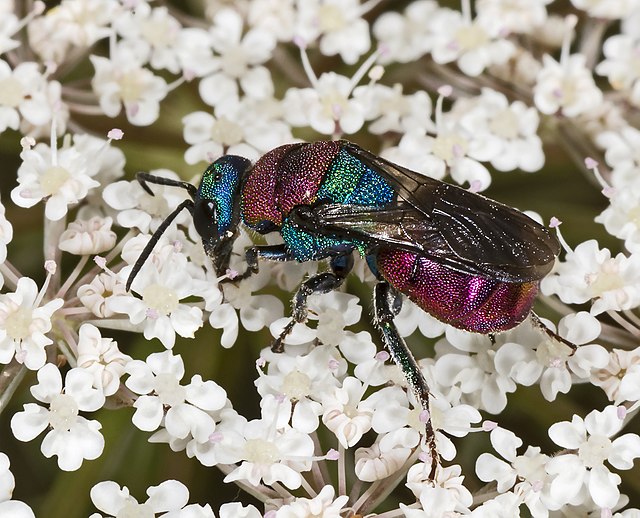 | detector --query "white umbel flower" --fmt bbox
[0,277,63,370]
[10,364,105,471]
[546,406,640,509]
[90,51,168,126]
